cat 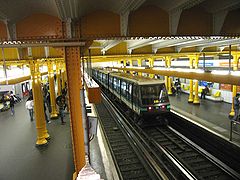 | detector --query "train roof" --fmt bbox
[110,72,165,85]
